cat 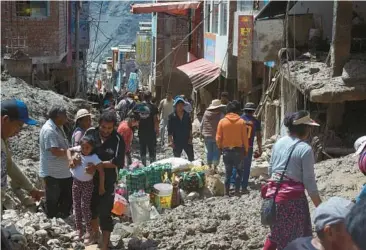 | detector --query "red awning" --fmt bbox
[177,58,220,90]
[131,2,201,15]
